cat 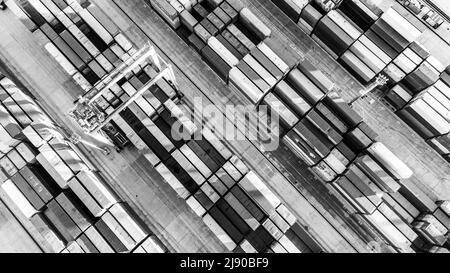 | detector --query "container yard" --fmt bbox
[0,0,449,257]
